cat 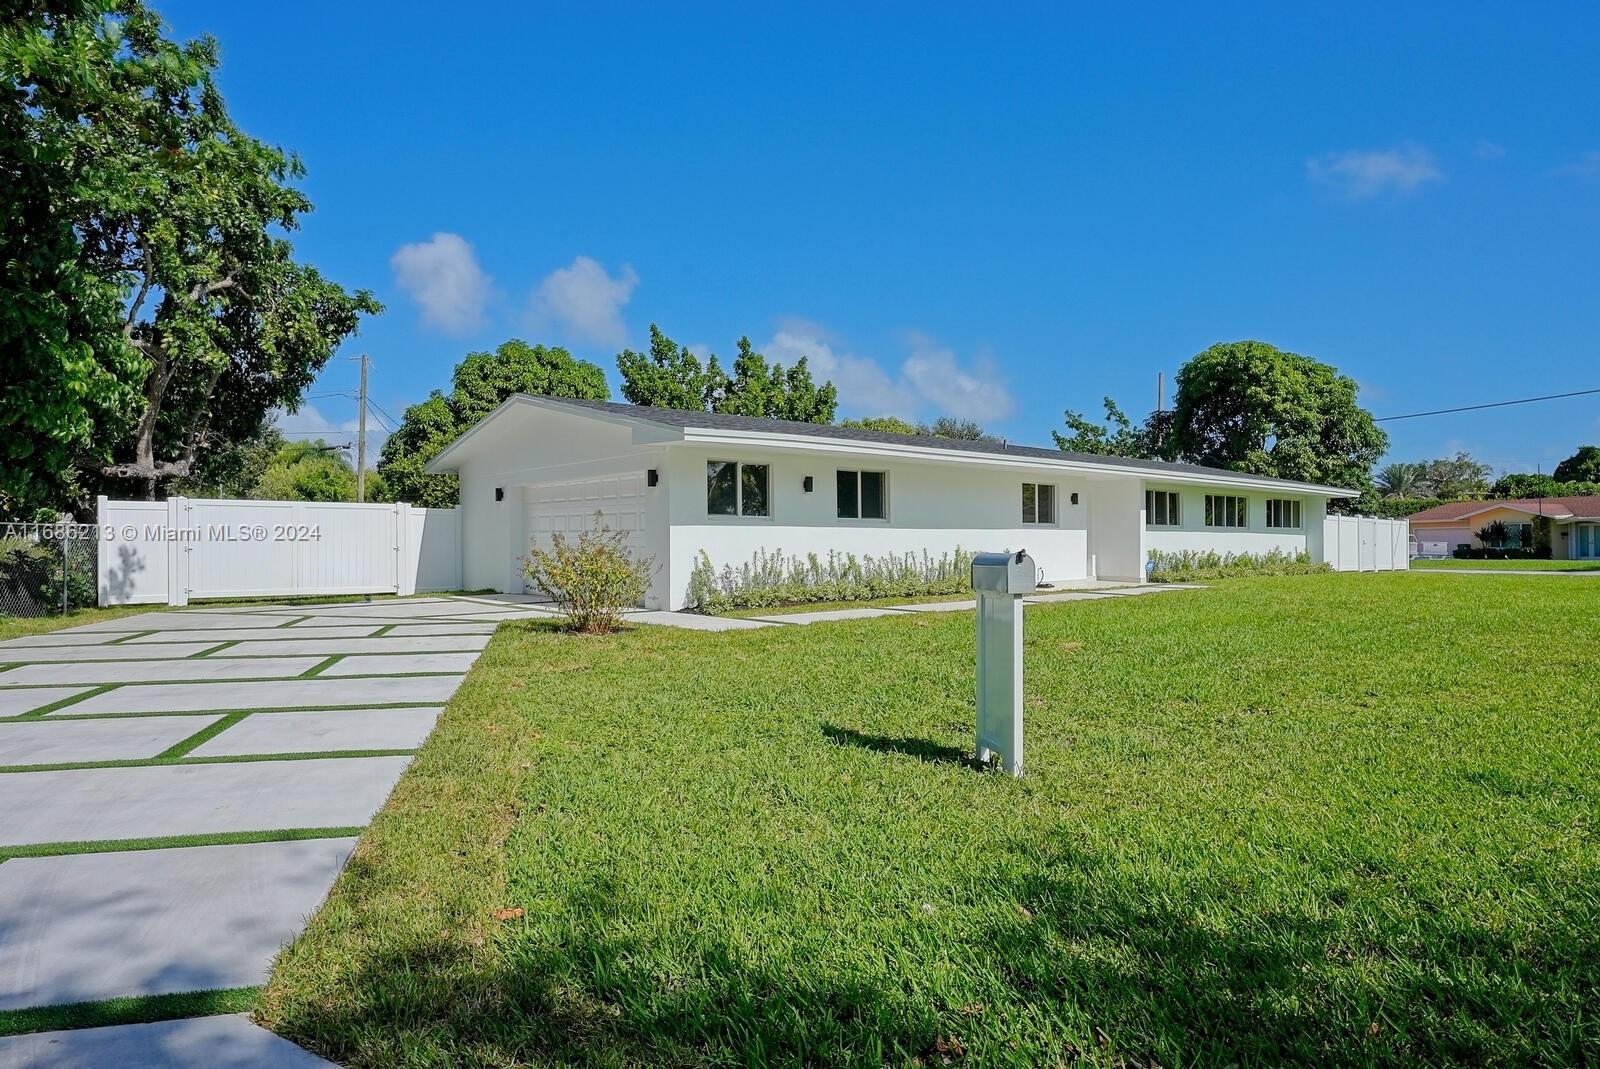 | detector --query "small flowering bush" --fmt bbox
[523,514,654,634]
[685,547,973,613]
[1146,547,1327,583]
